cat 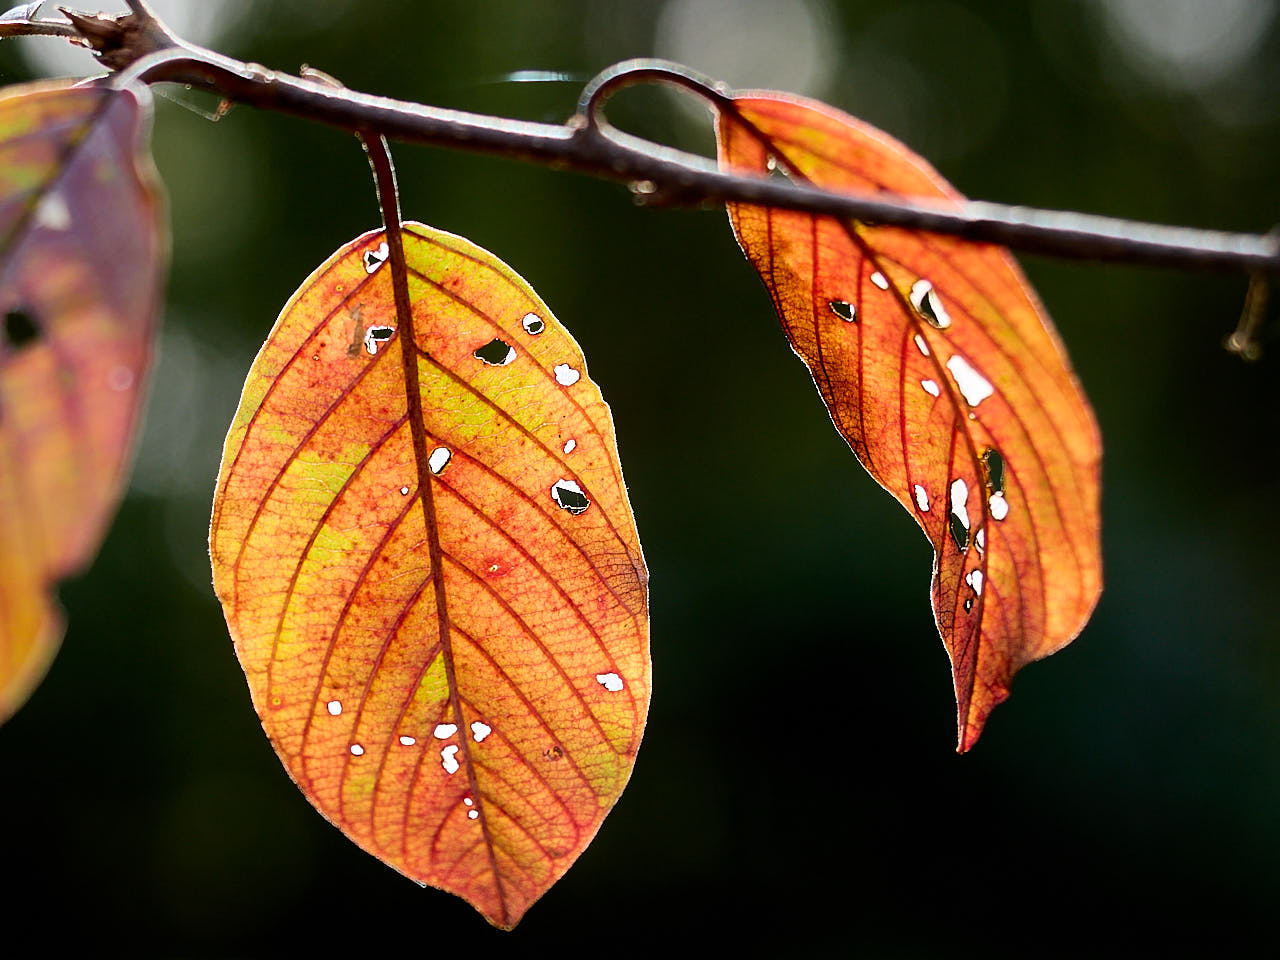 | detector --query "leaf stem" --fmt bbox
[16,9,1280,277]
